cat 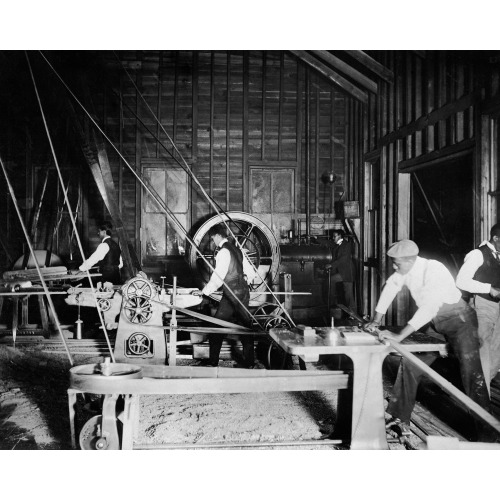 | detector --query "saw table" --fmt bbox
[268,326,448,449]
